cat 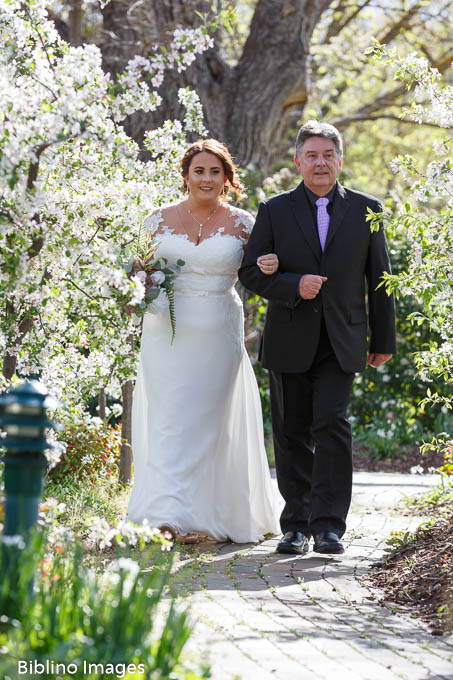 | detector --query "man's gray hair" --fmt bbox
[295,120,343,158]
